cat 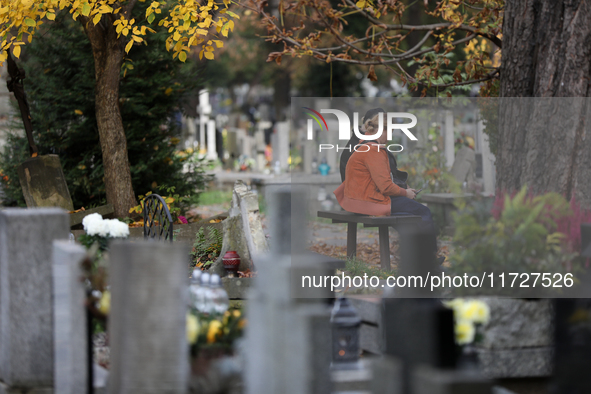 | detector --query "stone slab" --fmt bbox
[478,298,553,350]
[349,297,381,325]
[0,208,69,387]
[476,347,553,379]
[360,323,381,355]
[412,364,492,394]
[222,278,252,299]
[69,204,114,227]
[370,356,403,394]
[331,359,372,392]
[17,155,73,211]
